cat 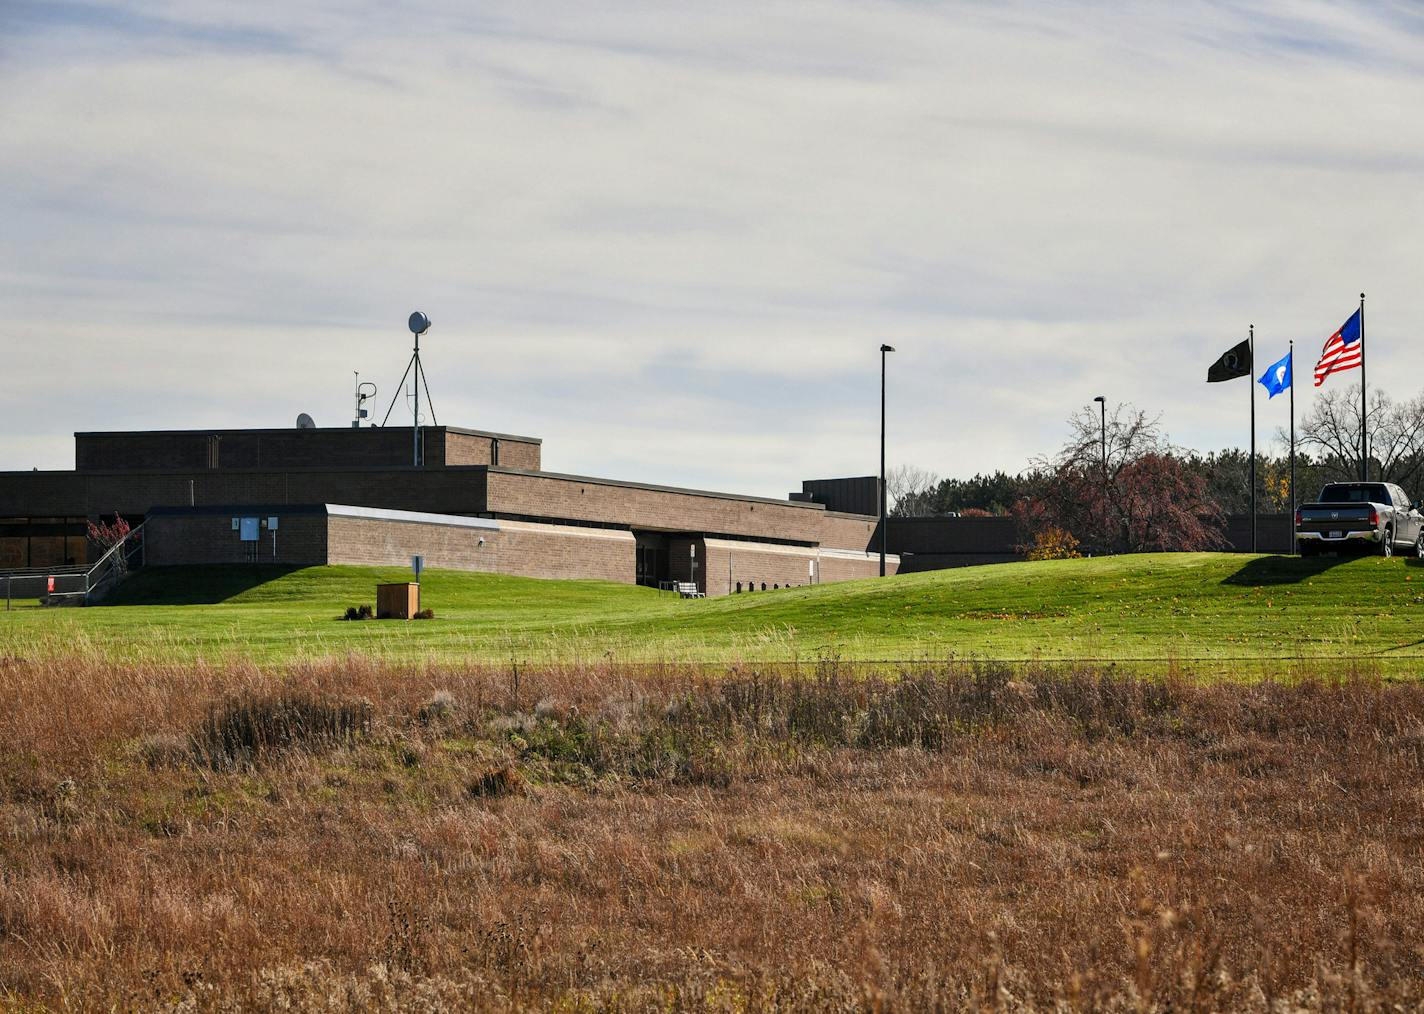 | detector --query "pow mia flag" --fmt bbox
[1207,339,1253,383]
